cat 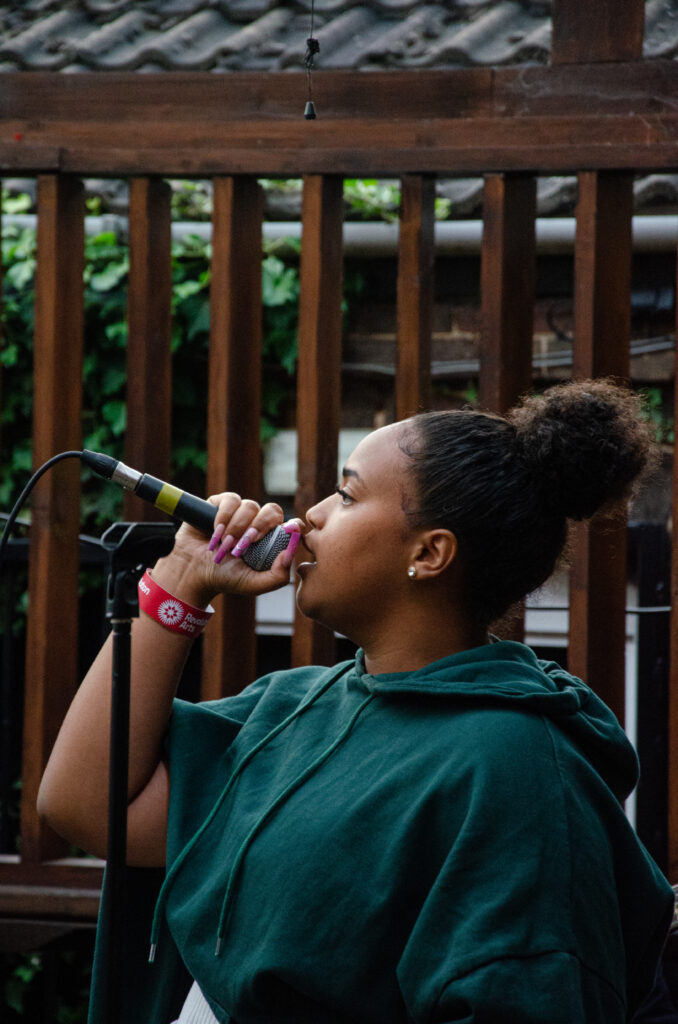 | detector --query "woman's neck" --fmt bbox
[360,610,488,676]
